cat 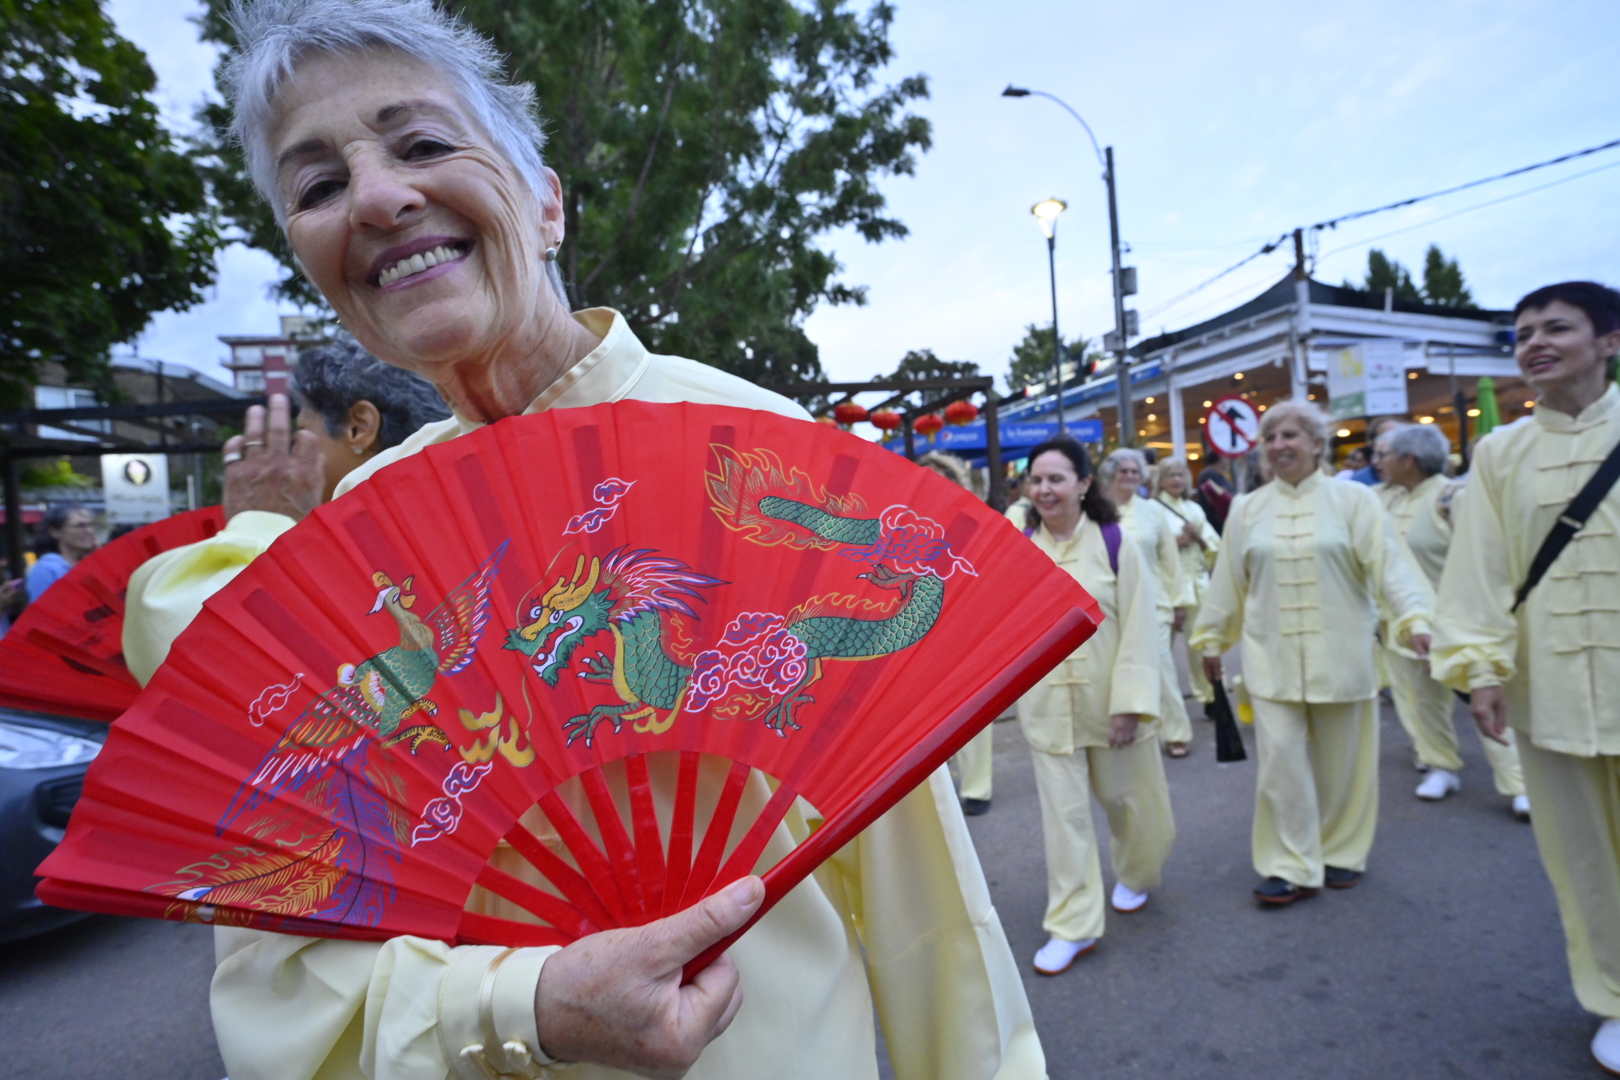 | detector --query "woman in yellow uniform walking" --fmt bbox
[1192,402,1433,905]
[1018,437,1175,974]
[1101,448,1195,757]
[1153,456,1221,717]
[1372,423,1526,813]
[1432,281,1620,1073]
